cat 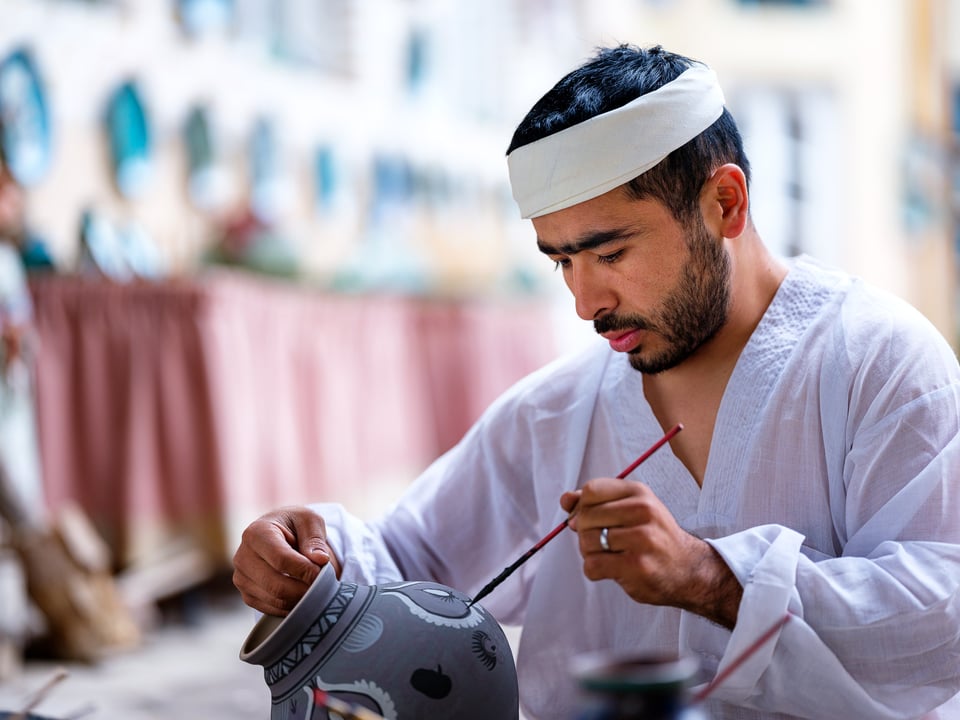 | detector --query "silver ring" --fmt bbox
[599,527,611,552]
